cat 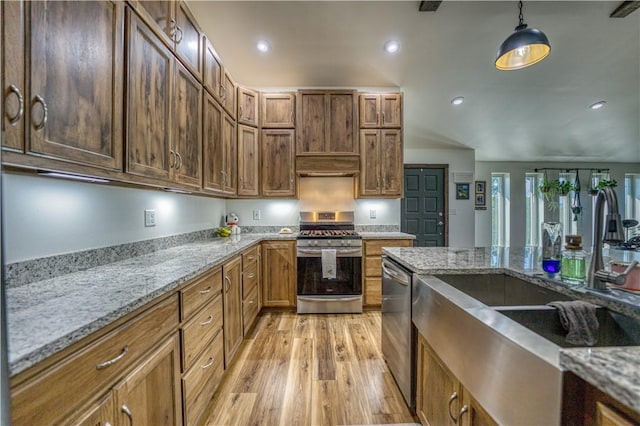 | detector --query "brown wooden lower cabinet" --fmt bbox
[577,376,640,426]
[261,240,297,308]
[223,255,243,367]
[416,333,498,426]
[363,239,412,307]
